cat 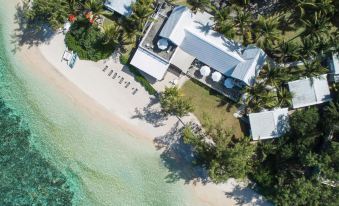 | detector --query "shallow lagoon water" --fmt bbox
[0,1,194,205]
